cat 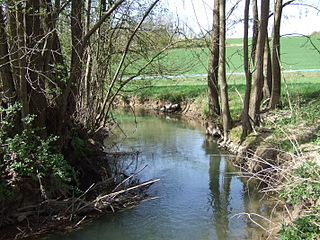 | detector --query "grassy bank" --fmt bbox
[124,71,320,122]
